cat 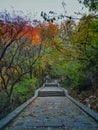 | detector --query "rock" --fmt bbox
[82,95,97,109]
